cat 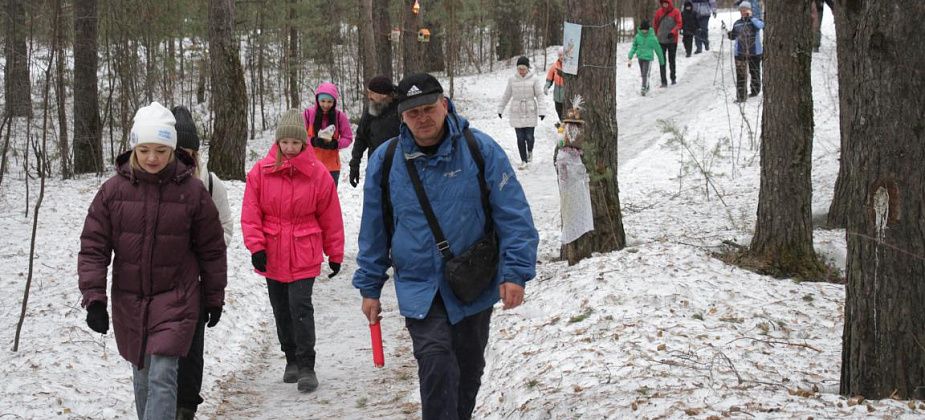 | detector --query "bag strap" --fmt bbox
[383,129,493,259]
[462,129,493,234]
[207,171,214,196]
[380,138,400,243]
[403,150,455,261]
